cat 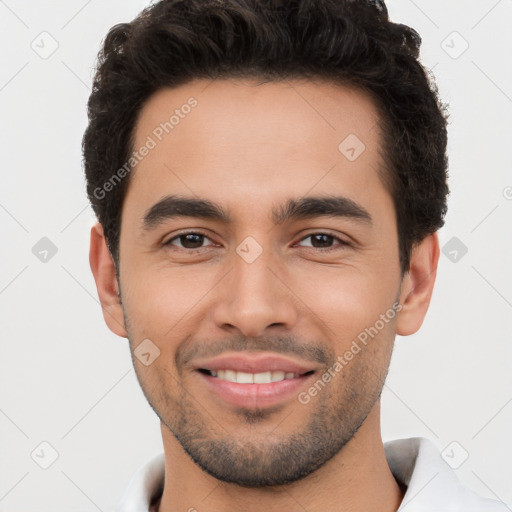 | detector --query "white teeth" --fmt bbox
[224,370,237,383]
[211,369,300,383]
[254,371,272,384]
[271,370,285,382]
[236,371,254,384]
